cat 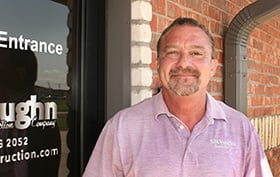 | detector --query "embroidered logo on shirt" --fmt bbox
[210,139,236,148]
